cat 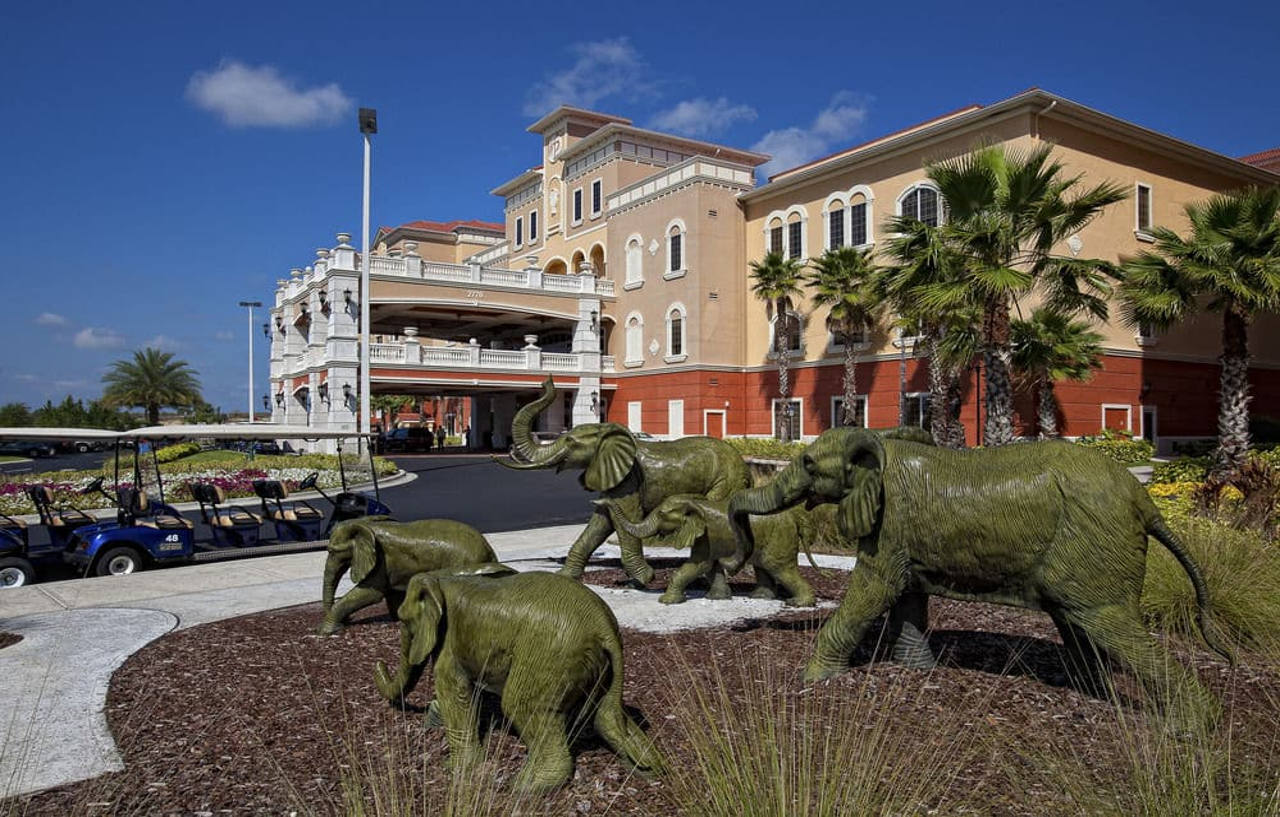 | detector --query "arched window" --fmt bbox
[823,194,847,250]
[665,302,687,362]
[847,184,874,246]
[767,216,784,254]
[768,297,804,356]
[785,210,805,260]
[665,218,686,278]
[898,184,942,227]
[625,235,643,288]
[625,312,644,366]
